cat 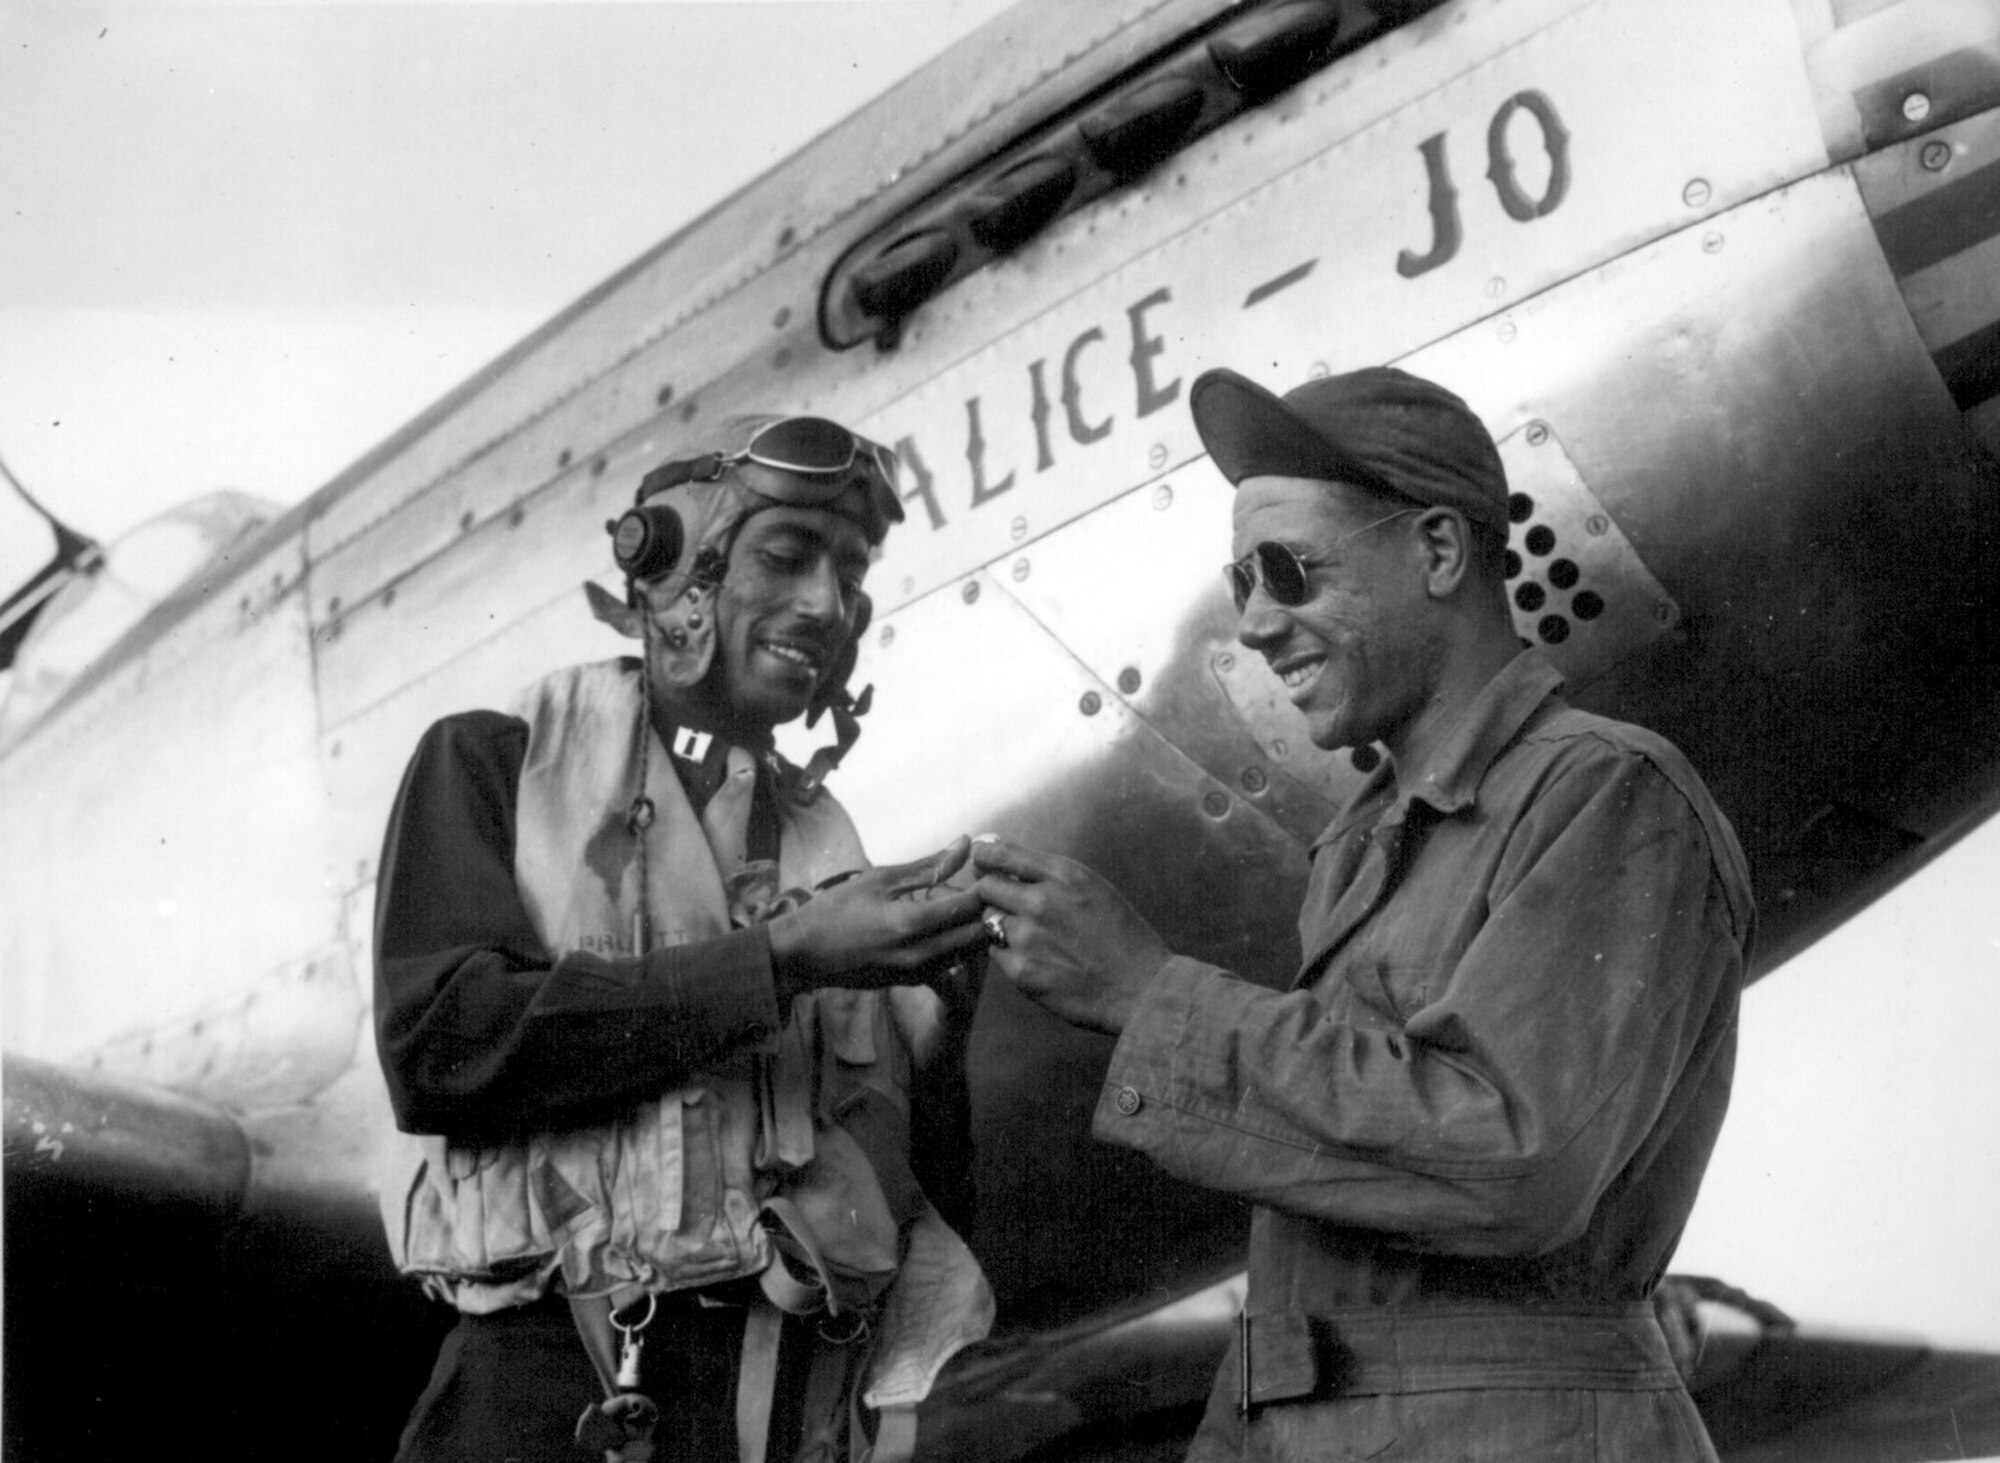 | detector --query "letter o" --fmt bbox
[1486,90,1571,223]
